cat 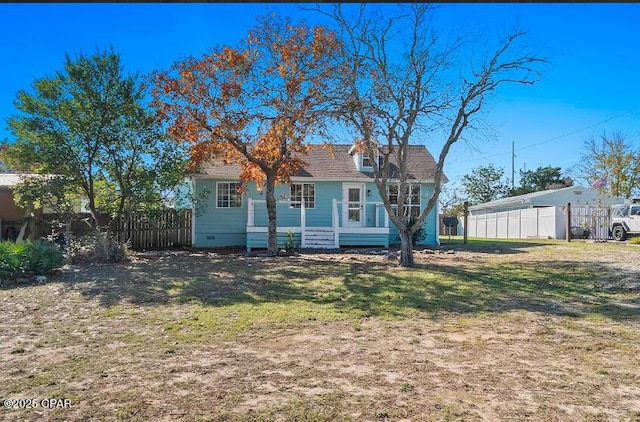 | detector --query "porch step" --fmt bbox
[303,228,336,249]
